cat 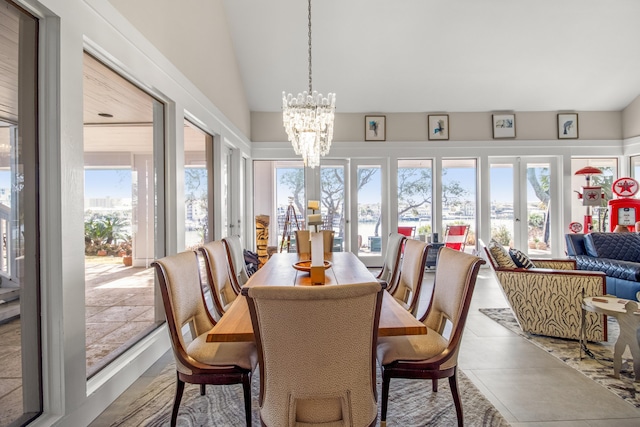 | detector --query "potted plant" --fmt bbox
[119,239,133,266]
